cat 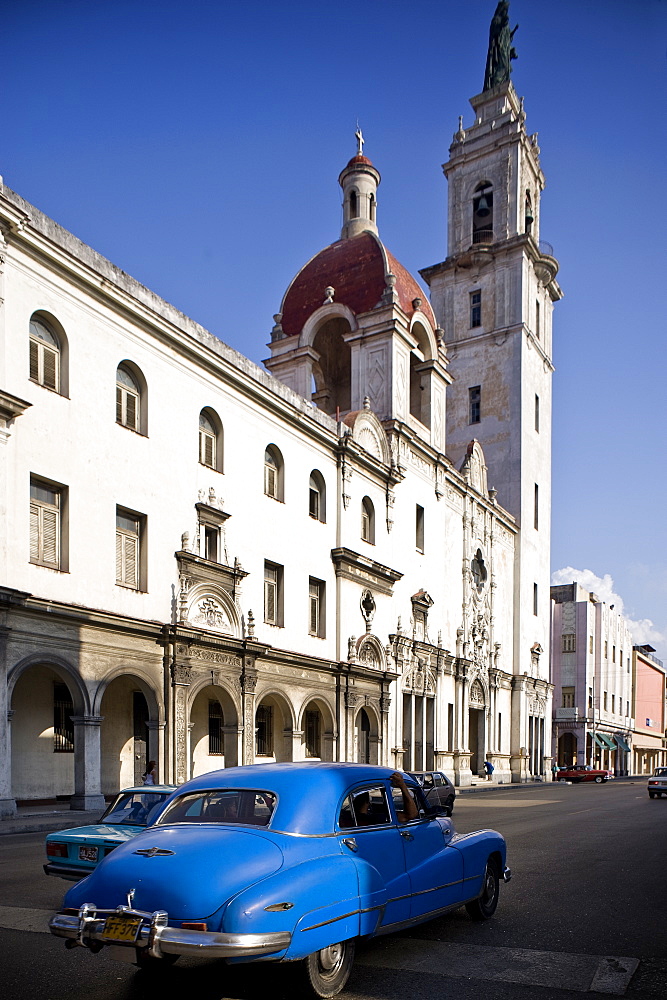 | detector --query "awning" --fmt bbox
[593,733,607,748]
[597,733,617,750]
[614,735,631,752]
